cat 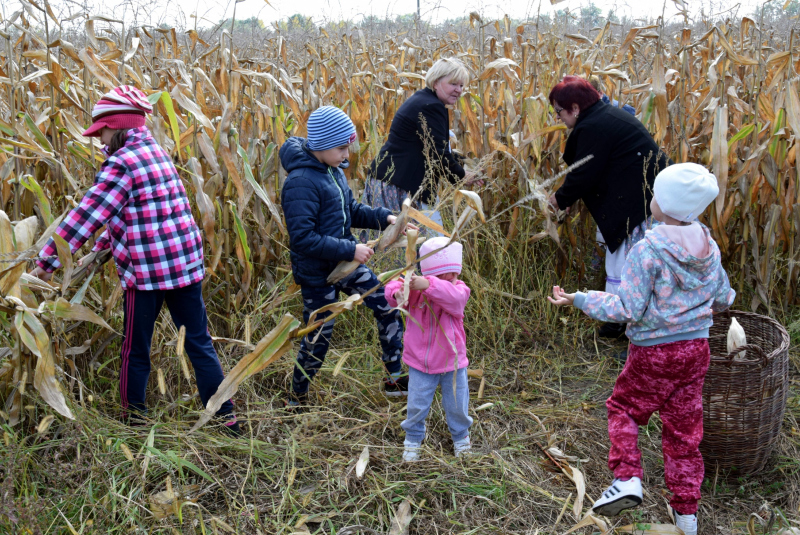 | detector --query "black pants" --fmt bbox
[120,281,233,417]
